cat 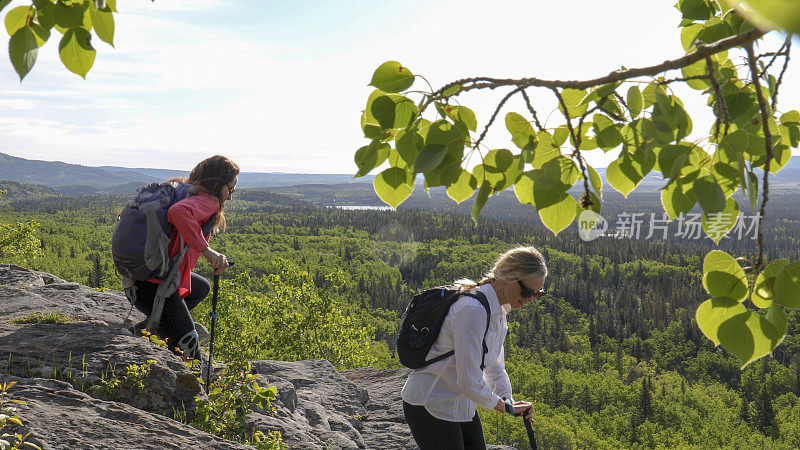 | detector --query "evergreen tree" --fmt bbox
[739,395,749,423]
[634,376,652,427]
[752,384,779,438]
